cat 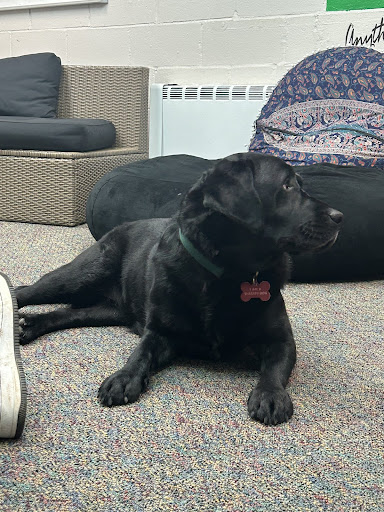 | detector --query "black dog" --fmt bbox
[16,153,342,425]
